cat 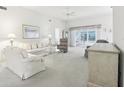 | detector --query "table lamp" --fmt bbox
[8,33,16,46]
